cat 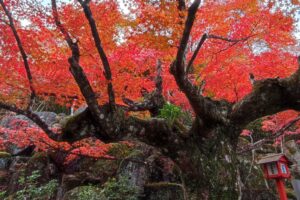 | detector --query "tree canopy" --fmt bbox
[0,0,300,198]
